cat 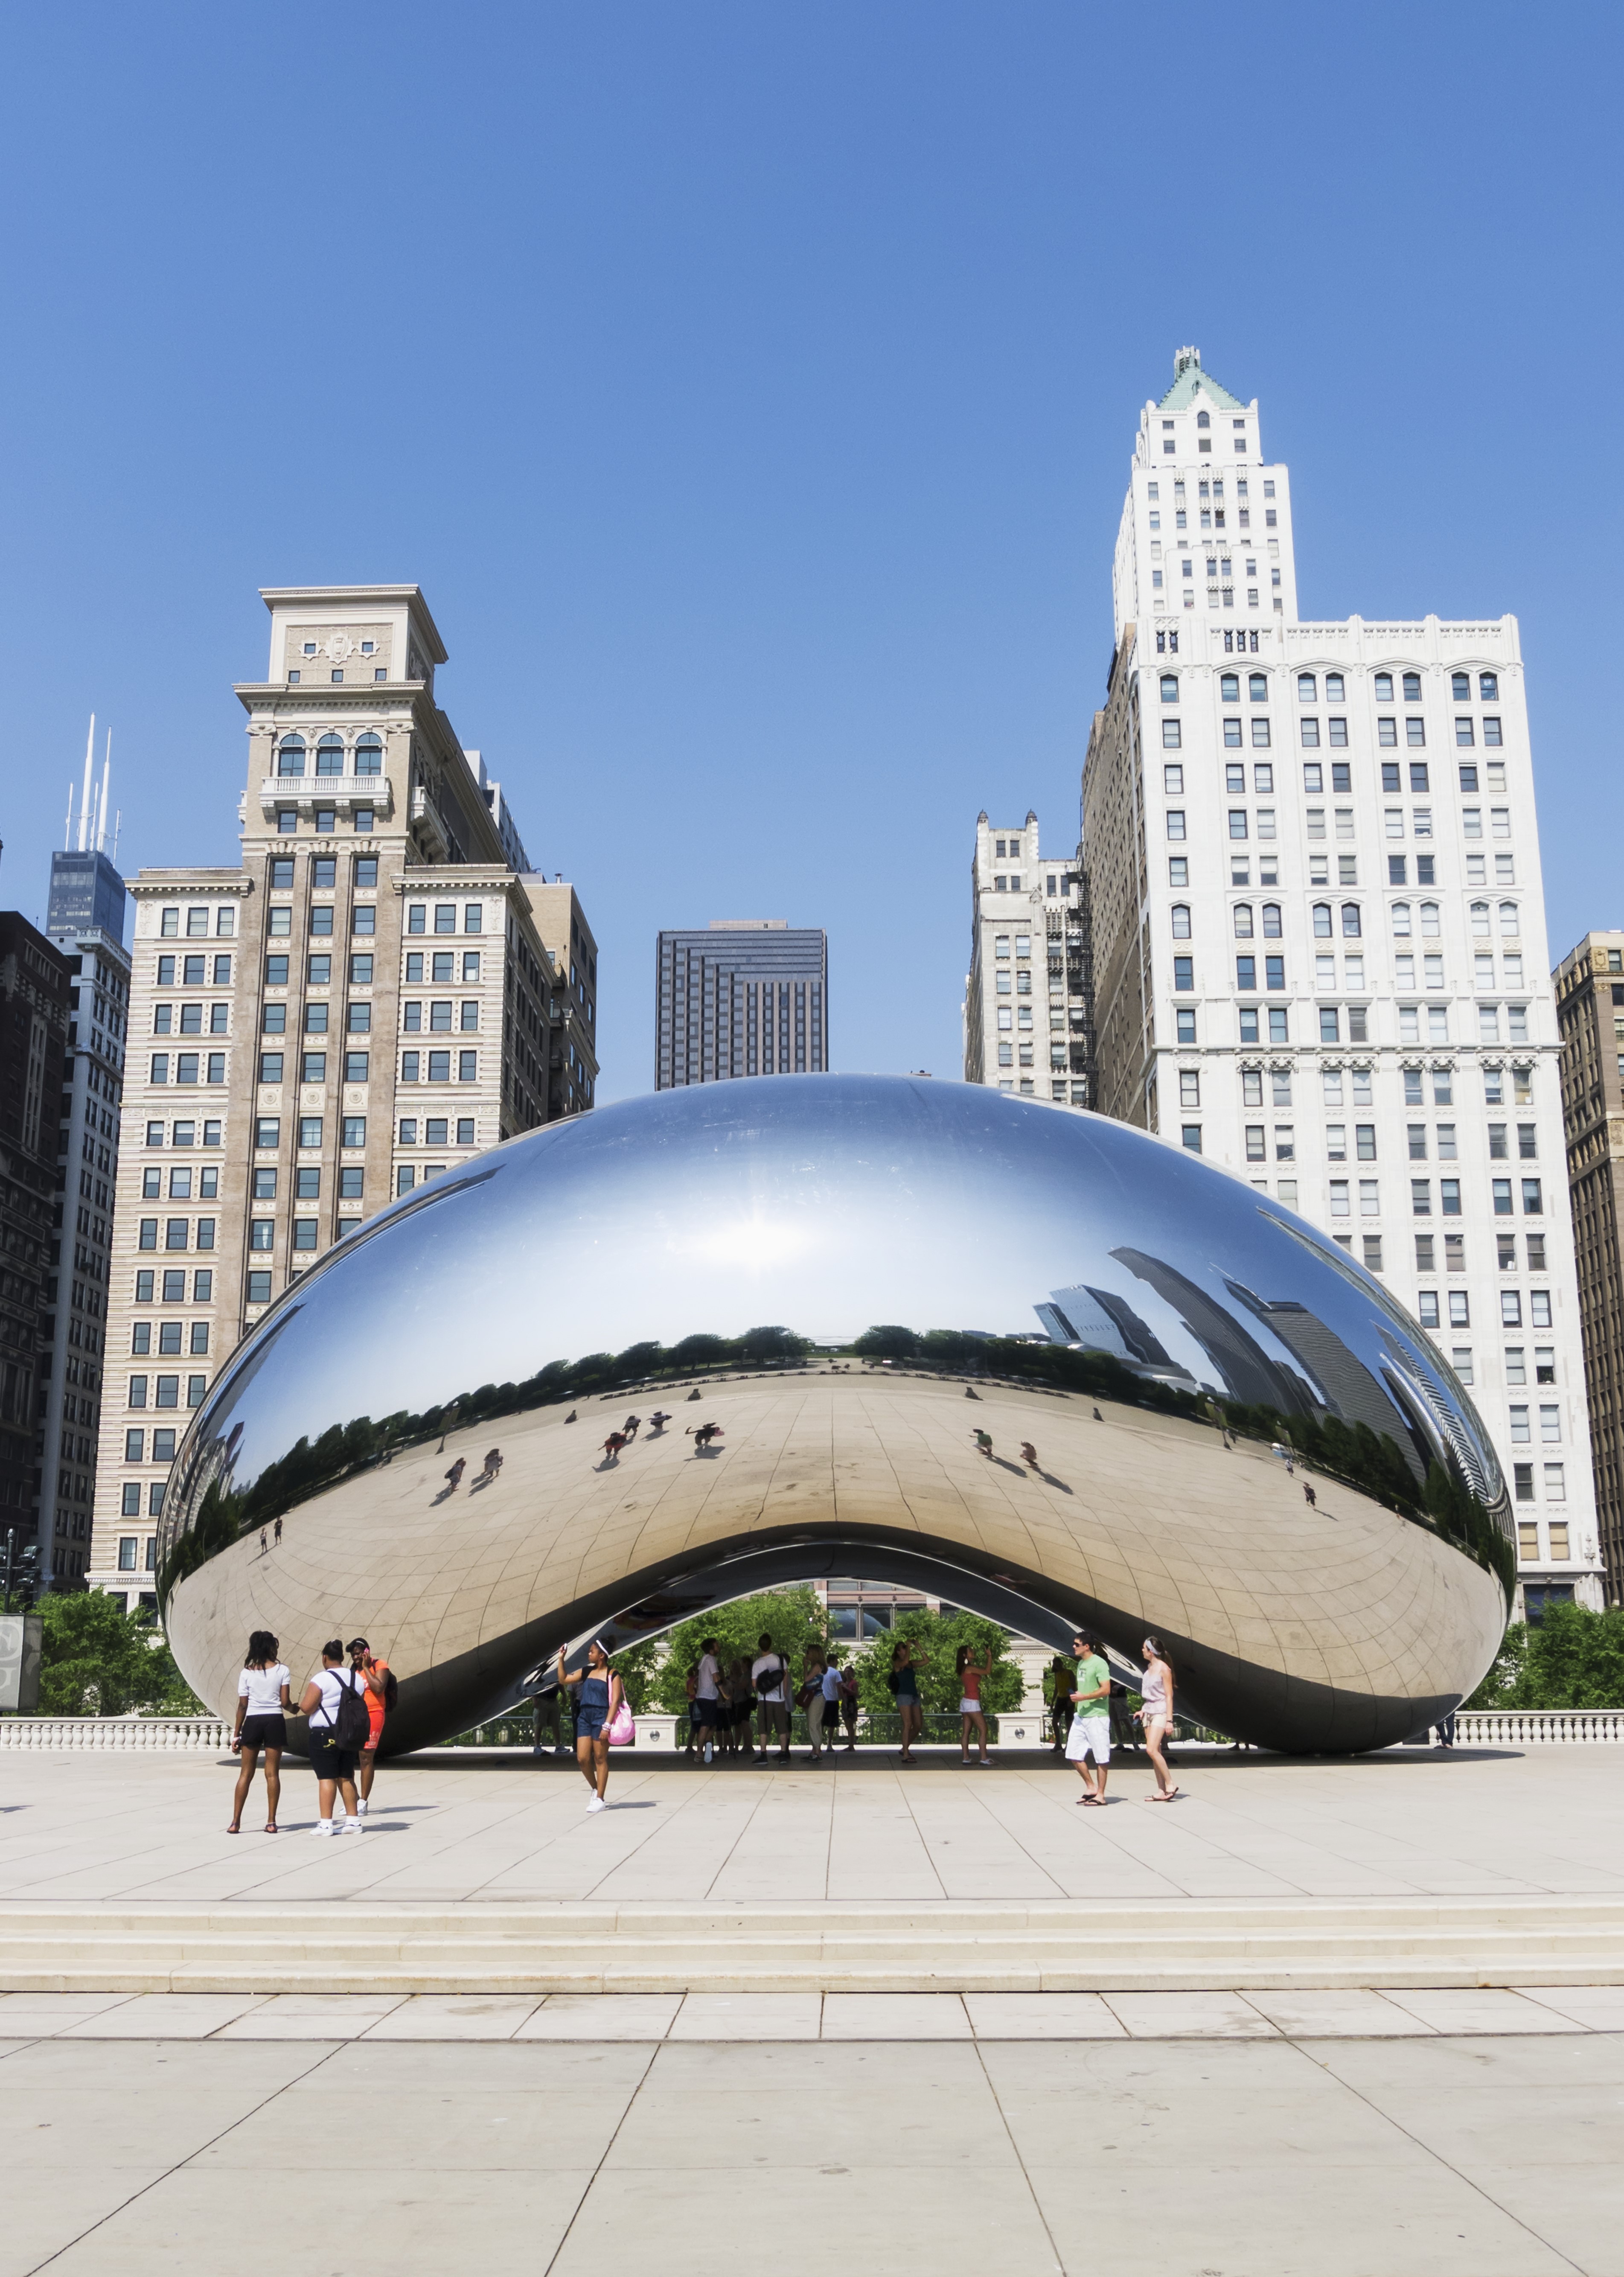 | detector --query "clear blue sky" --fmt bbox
[2,3,1618,1100]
